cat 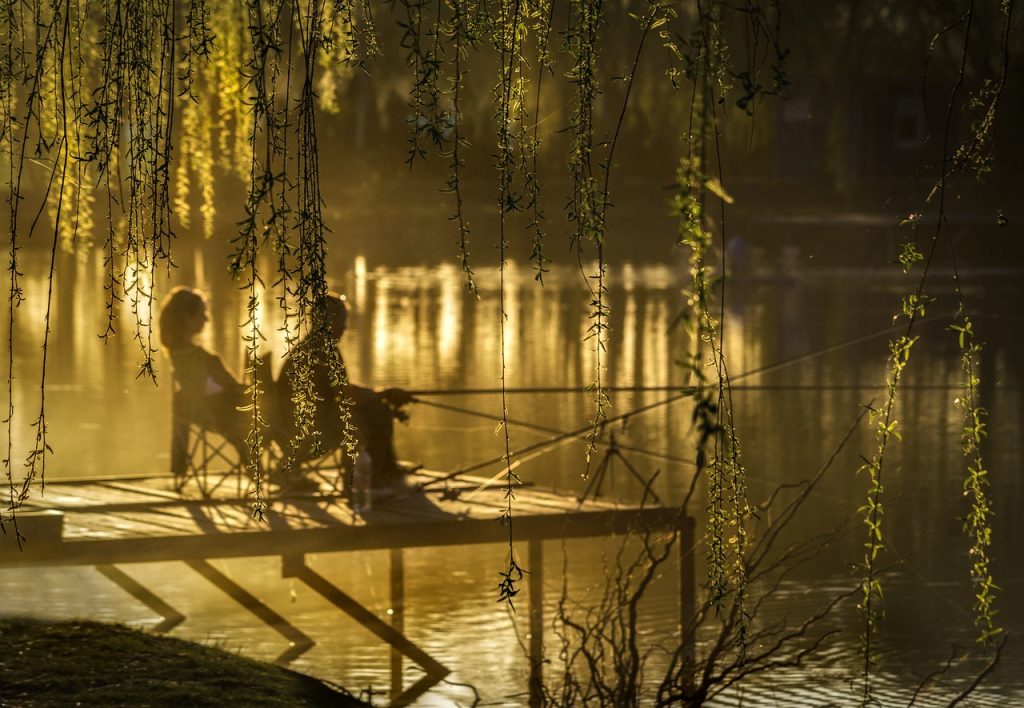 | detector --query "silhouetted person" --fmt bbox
[273,293,411,490]
[159,287,250,484]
